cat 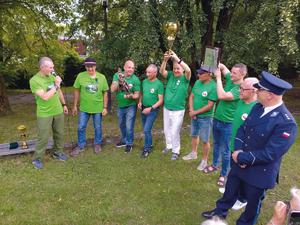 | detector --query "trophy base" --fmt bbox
[22,144,28,149]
